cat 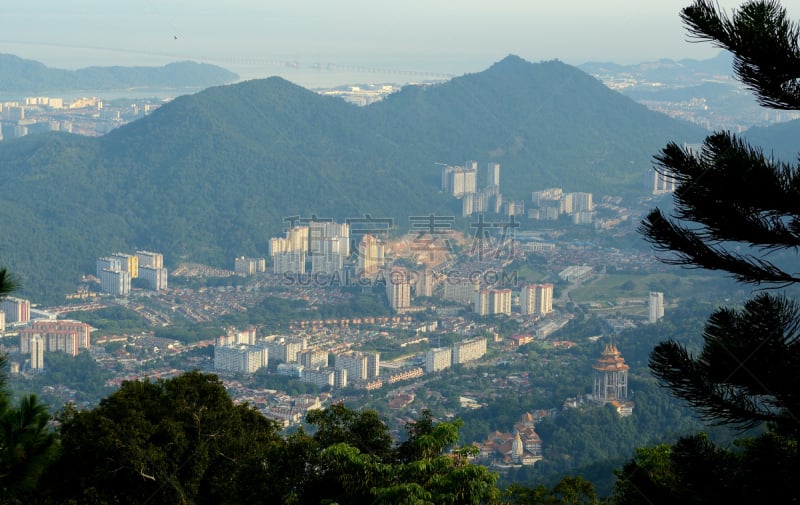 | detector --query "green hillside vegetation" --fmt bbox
[569,271,733,305]
[0,54,238,92]
[0,56,710,303]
